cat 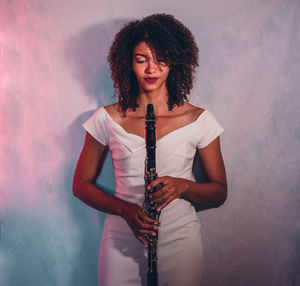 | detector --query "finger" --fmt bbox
[153,183,176,201]
[139,229,157,236]
[154,193,168,204]
[138,209,158,225]
[151,179,171,195]
[151,184,171,199]
[135,228,157,241]
[137,236,148,245]
[135,214,158,231]
[148,176,167,189]
[136,220,158,231]
[152,188,168,203]
[157,196,174,211]
[157,189,177,207]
